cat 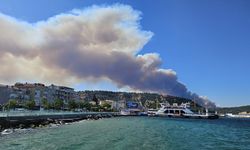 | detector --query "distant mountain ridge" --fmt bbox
[217,105,250,114]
